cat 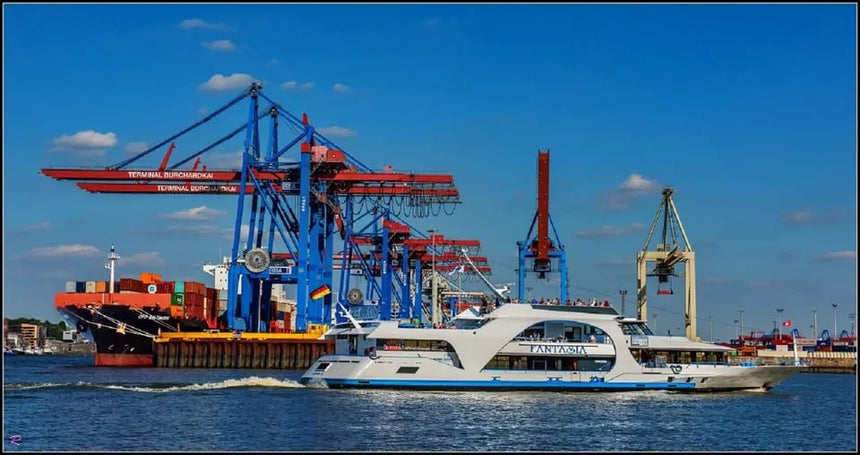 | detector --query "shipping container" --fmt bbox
[85,281,96,293]
[54,292,171,309]
[75,281,86,293]
[139,273,162,284]
[183,281,205,295]
[184,293,204,307]
[65,281,77,293]
[155,281,175,294]
[95,281,107,293]
[171,293,185,306]
[174,281,185,293]
[170,305,183,318]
